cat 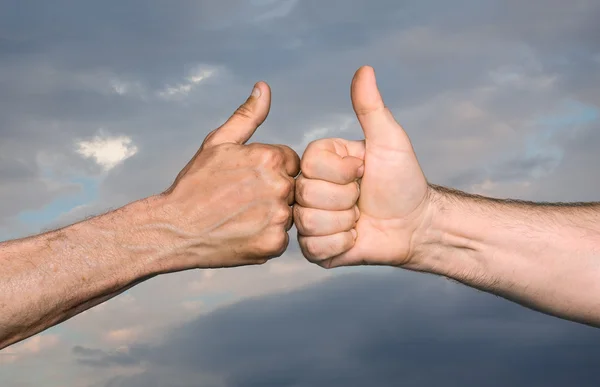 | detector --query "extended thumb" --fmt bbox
[351,66,406,146]
[209,82,271,145]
